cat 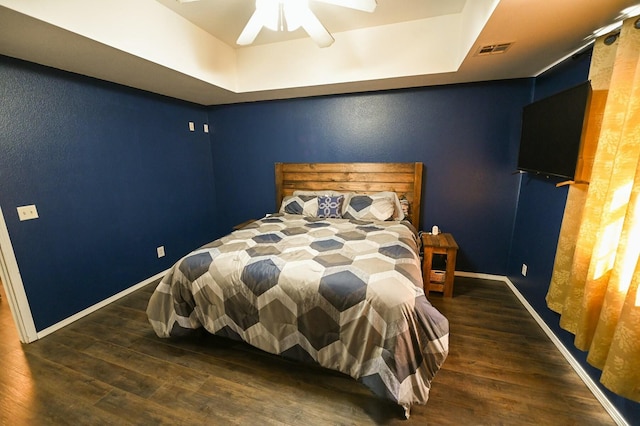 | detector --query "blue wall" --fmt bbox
[0,56,219,330]
[507,50,640,422]
[208,80,531,275]
[2,48,637,422]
